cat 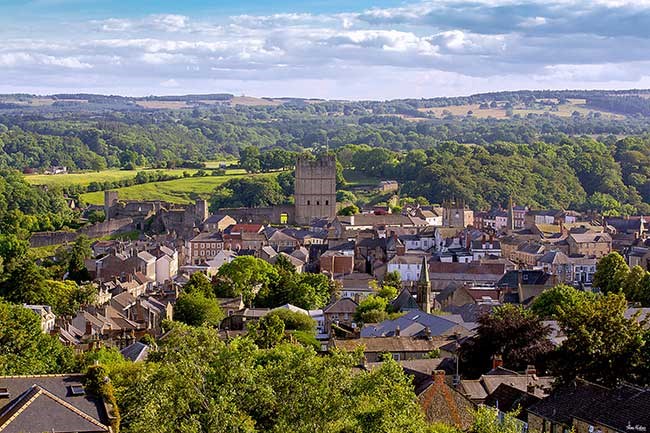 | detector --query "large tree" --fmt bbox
[530,284,596,319]
[215,256,279,306]
[114,323,429,433]
[0,300,75,375]
[552,292,649,386]
[460,304,553,377]
[593,252,629,294]
[174,292,224,327]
